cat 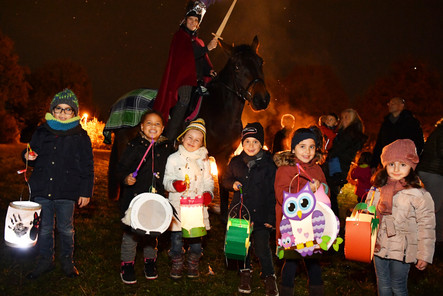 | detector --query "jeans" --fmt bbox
[34,197,75,260]
[374,256,410,296]
[121,230,158,262]
[169,231,202,257]
[281,258,323,288]
[242,228,275,277]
